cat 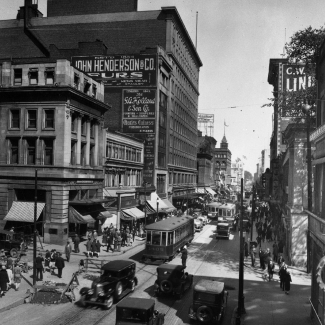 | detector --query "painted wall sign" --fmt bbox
[282,64,313,92]
[122,118,155,133]
[71,54,157,87]
[123,89,156,119]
